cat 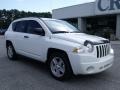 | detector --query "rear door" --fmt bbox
[12,20,28,54]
